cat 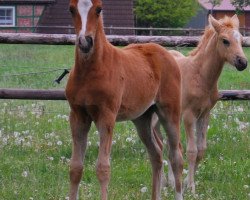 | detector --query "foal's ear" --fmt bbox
[209,15,221,33]
[231,14,240,29]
